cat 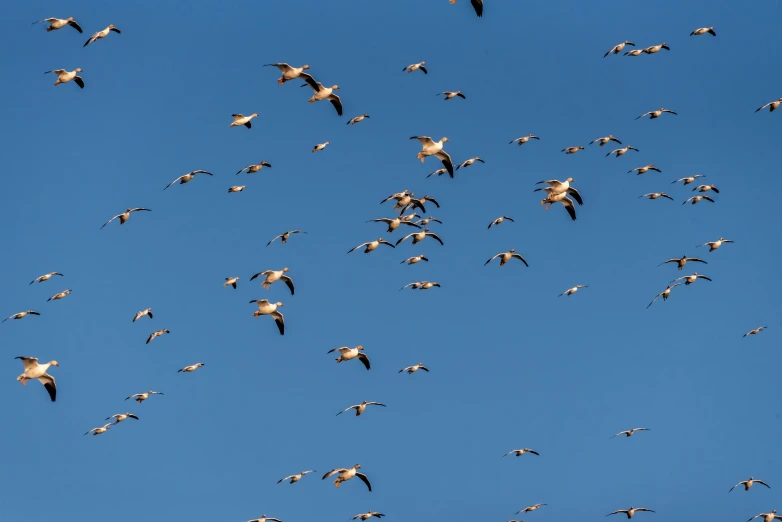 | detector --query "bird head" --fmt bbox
[251,113,259,118]
[566,177,574,182]
[75,68,83,73]
[283,267,290,272]
[49,361,60,367]
[354,464,361,469]
[302,65,310,69]
[356,345,364,351]
[441,137,449,143]
[275,302,284,307]
[509,248,516,253]
[331,85,340,90]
